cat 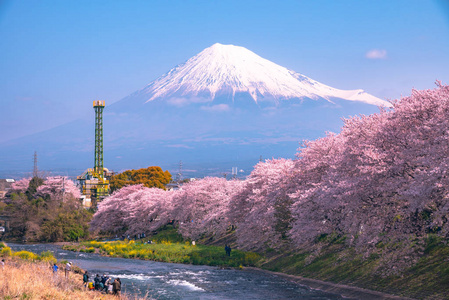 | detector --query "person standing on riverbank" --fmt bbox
[112,278,121,296]
[1,259,5,269]
[107,280,113,294]
[65,262,71,278]
[225,244,232,256]
[83,271,89,289]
